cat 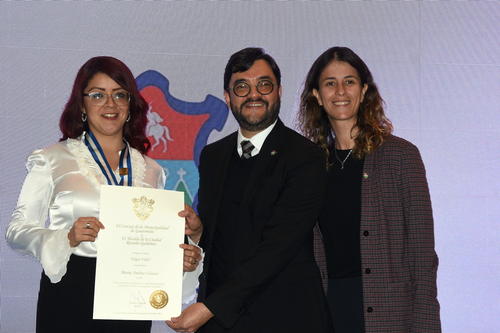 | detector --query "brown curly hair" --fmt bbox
[298,47,392,160]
